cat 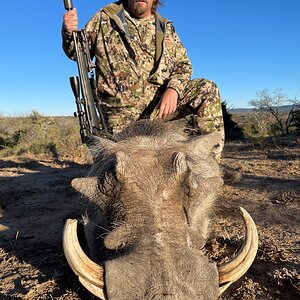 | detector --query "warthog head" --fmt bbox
[63,120,258,300]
